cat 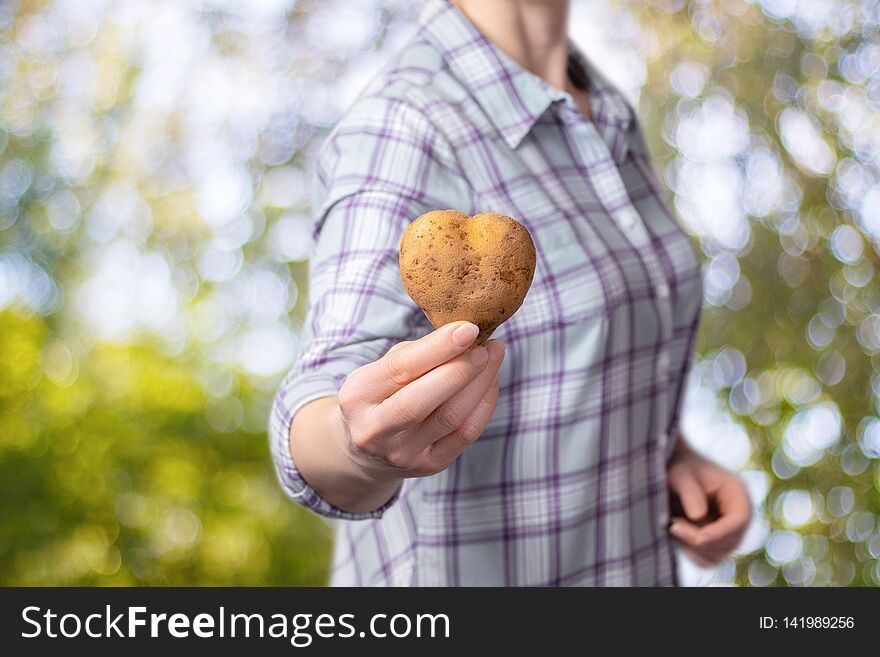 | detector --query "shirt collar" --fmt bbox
[568,46,634,133]
[417,0,633,150]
